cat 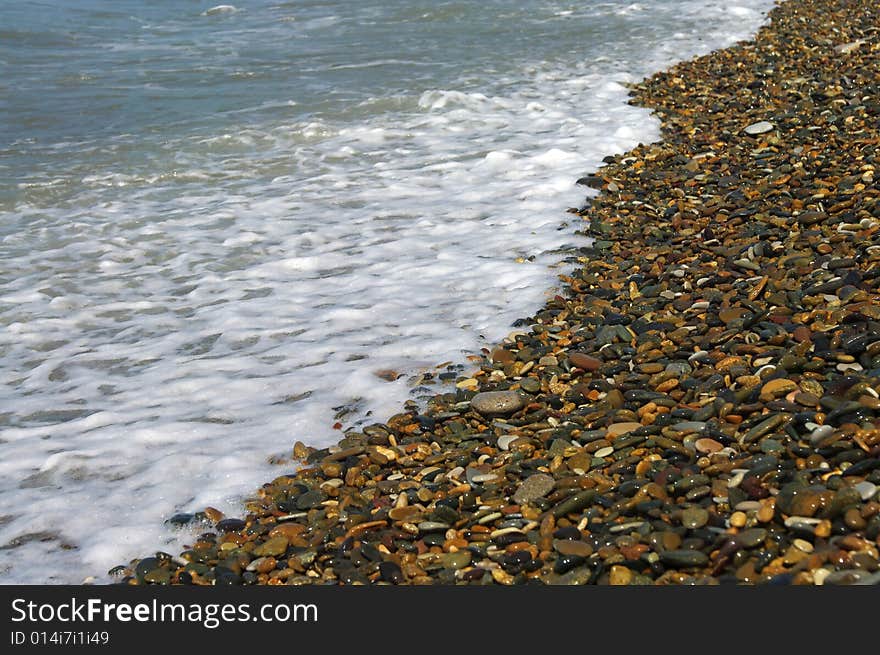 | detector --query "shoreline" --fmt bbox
[118,0,880,585]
